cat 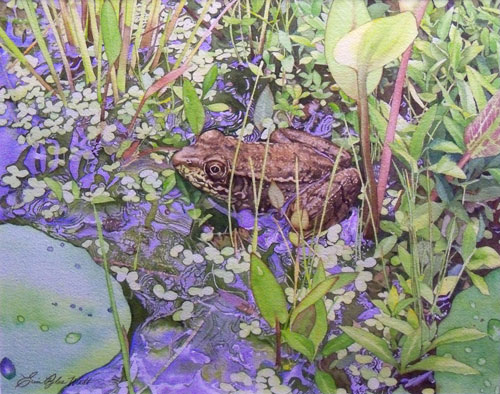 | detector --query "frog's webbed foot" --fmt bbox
[287,168,361,234]
[270,128,352,168]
